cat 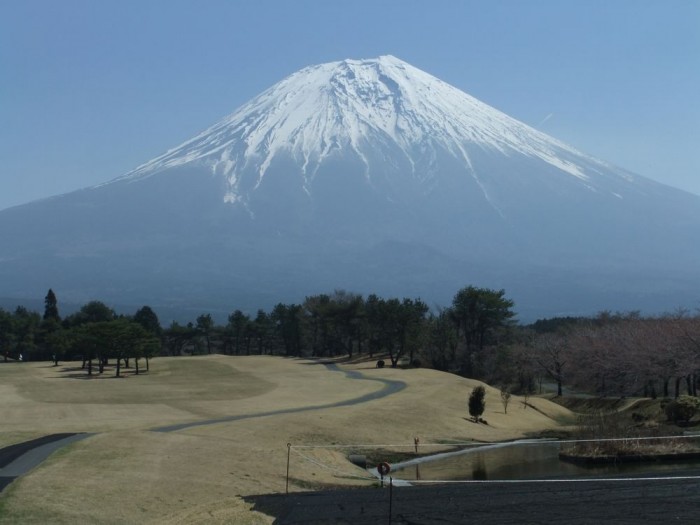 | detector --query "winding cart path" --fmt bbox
[153,363,406,432]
